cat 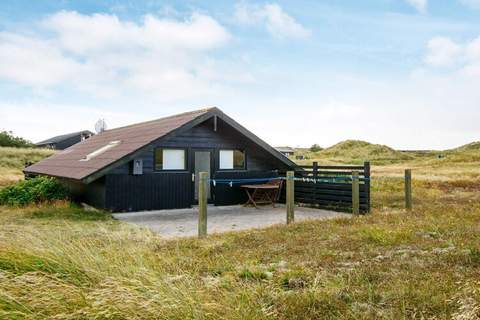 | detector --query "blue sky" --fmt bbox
[0,0,479,149]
